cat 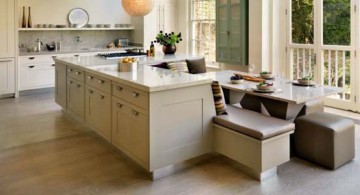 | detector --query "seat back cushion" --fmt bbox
[211,81,228,115]
[186,58,207,74]
[151,62,168,69]
[167,61,189,72]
